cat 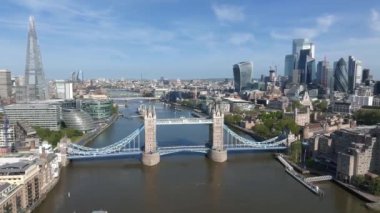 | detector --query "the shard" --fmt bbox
[25,16,47,102]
